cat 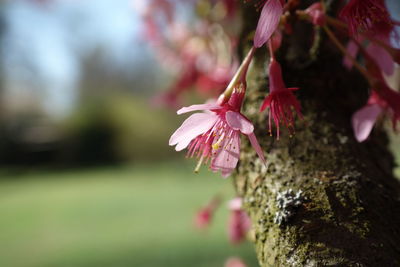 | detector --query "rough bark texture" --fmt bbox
[234,2,400,266]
